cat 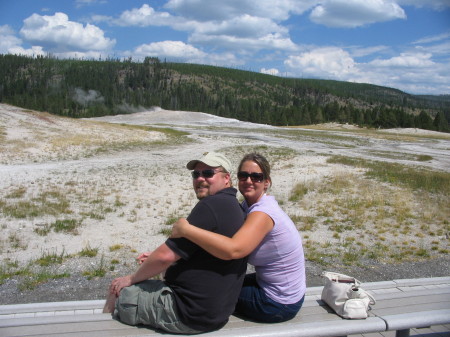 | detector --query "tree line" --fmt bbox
[0,54,449,132]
